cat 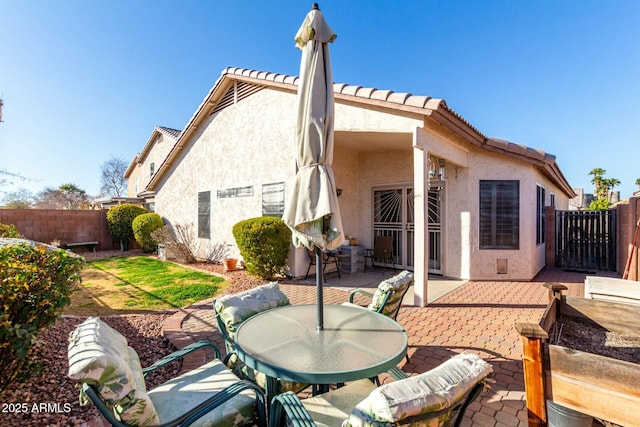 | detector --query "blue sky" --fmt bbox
[1,0,639,200]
